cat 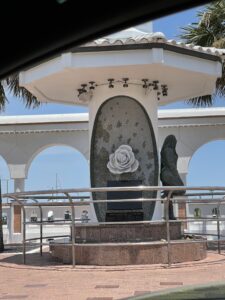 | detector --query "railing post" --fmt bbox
[39,206,43,256]
[65,193,76,268]
[71,203,76,268]
[166,191,173,267]
[22,207,26,264]
[217,202,221,254]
